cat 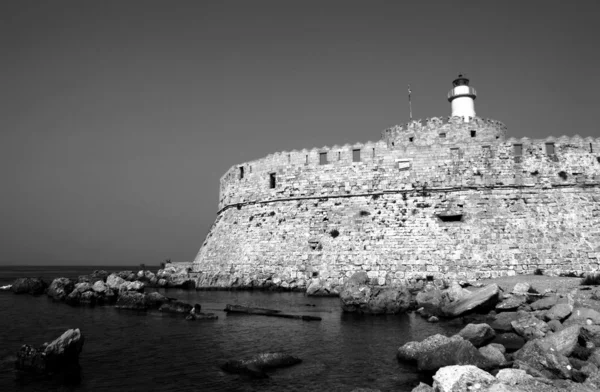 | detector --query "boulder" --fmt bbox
[530,295,559,311]
[106,274,126,291]
[545,303,572,321]
[511,312,550,340]
[589,348,600,367]
[445,280,471,302]
[65,290,81,306]
[478,344,507,367]
[340,272,411,314]
[489,343,506,354]
[156,265,194,288]
[47,278,75,301]
[490,312,519,332]
[0,284,11,291]
[79,291,97,306]
[491,332,526,352]
[397,334,462,362]
[495,295,528,312]
[92,280,107,294]
[581,362,599,377]
[547,319,563,332]
[457,323,496,347]
[417,339,495,372]
[145,292,169,309]
[563,307,600,326]
[115,291,147,310]
[410,383,434,392]
[541,324,580,356]
[432,365,496,392]
[74,282,92,293]
[116,270,136,281]
[306,278,334,296]
[159,300,193,314]
[442,284,500,317]
[119,281,145,293]
[585,372,600,390]
[77,270,109,284]
[15,328,84,385]
[221,353,301,378]
[415,287,445,317]
[513,339,572,379]
[495,368,534,385]
[11,278,47,295]
[512,282,531,295]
